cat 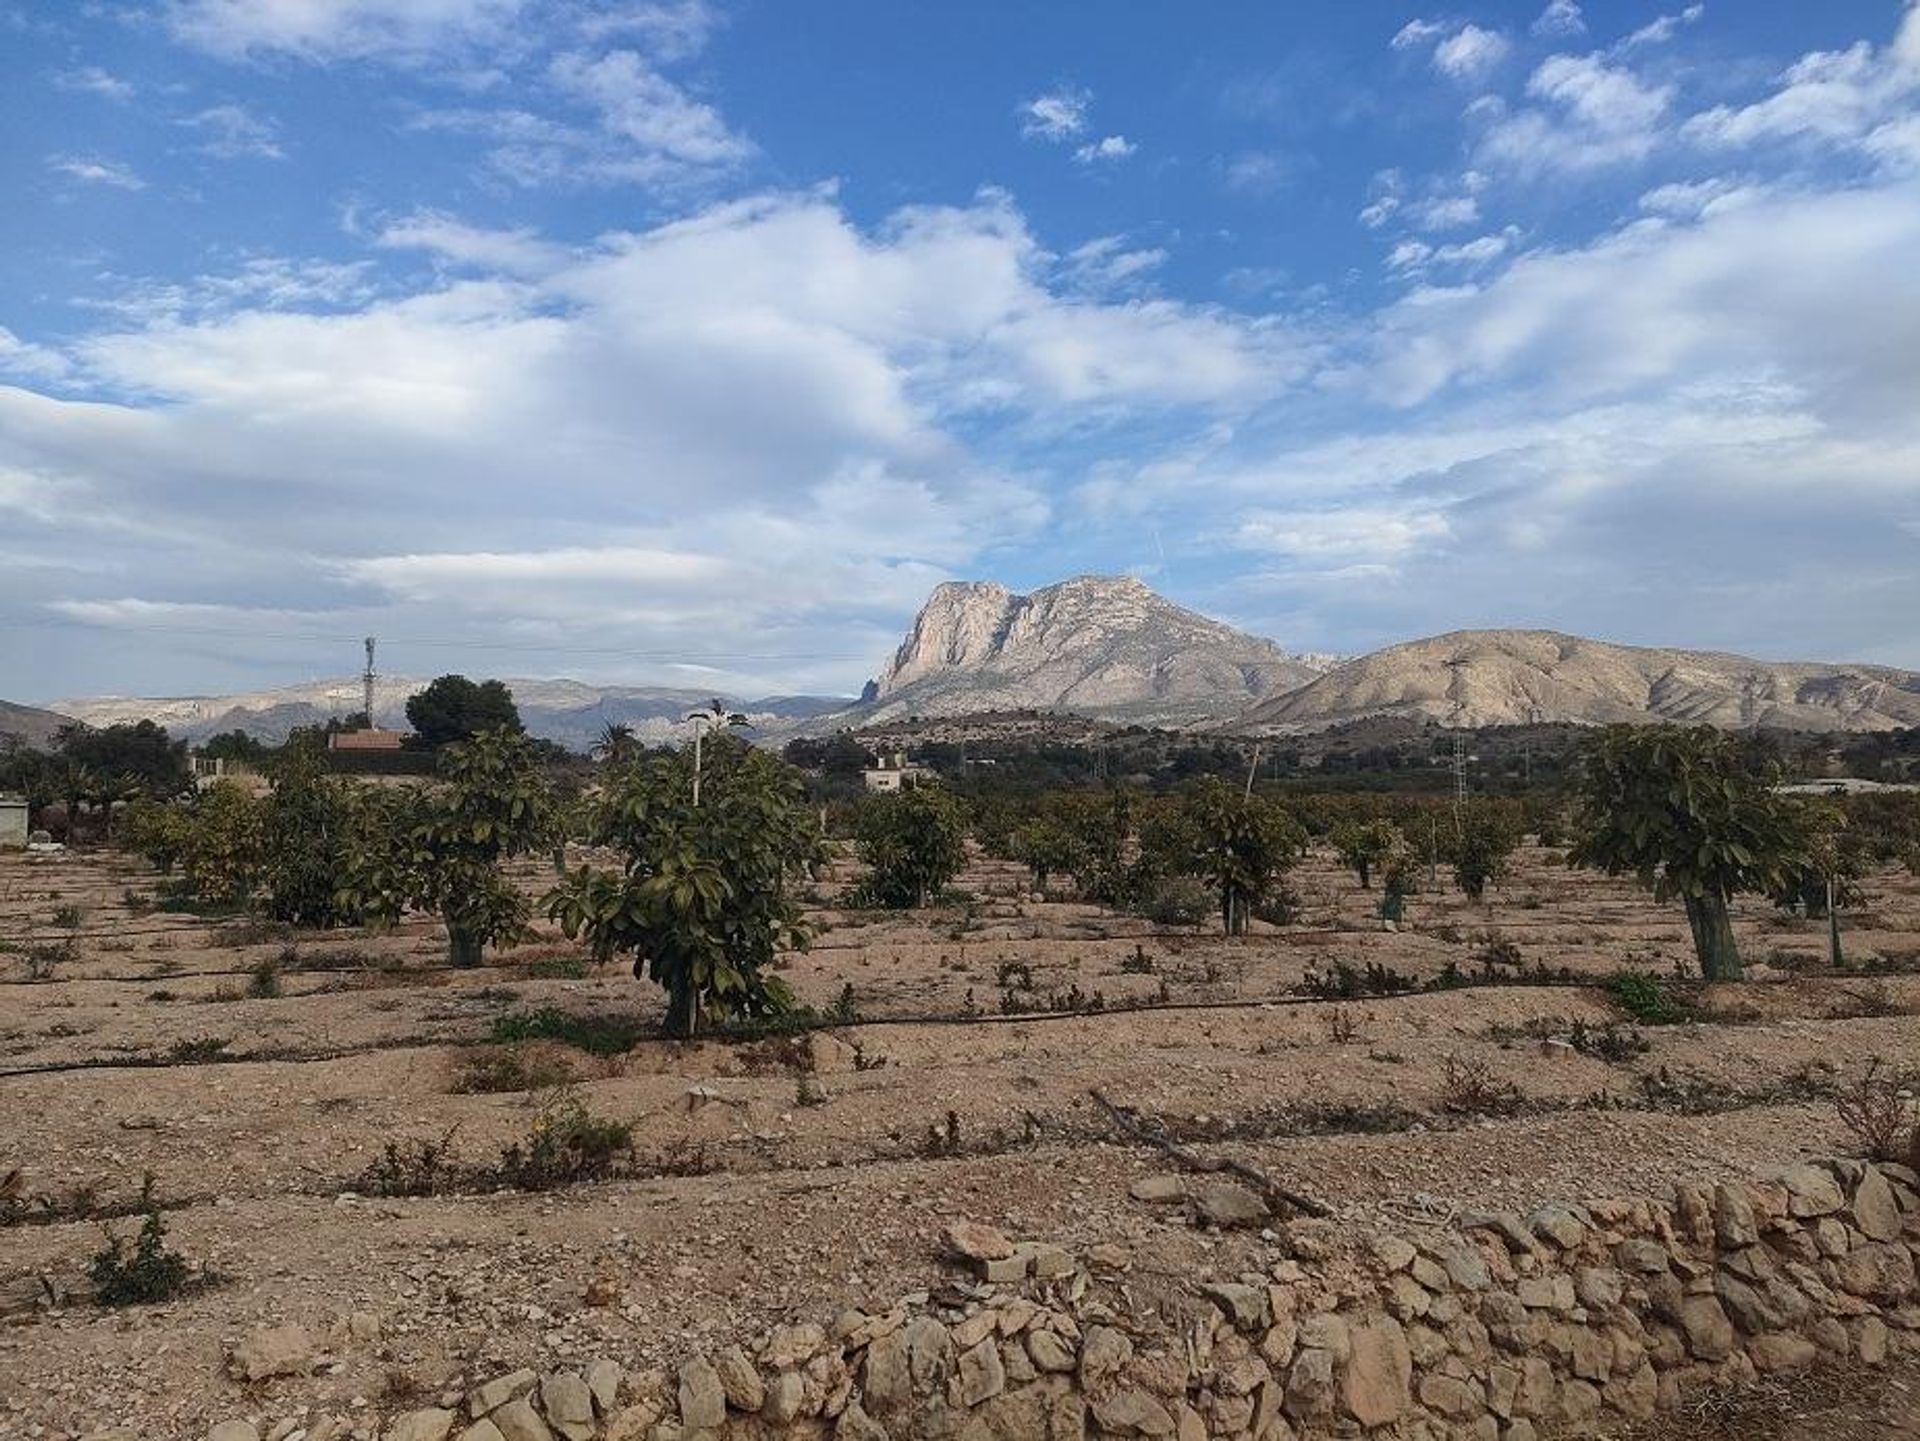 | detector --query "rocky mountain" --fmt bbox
[0,700,75,751]
[826,575,1334,729]
[53,678,846,752]
[1241,629,1920,734]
